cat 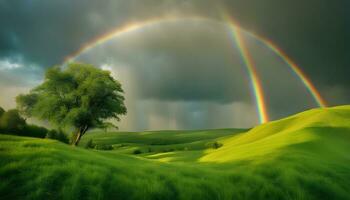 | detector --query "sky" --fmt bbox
[0,0,348,131]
